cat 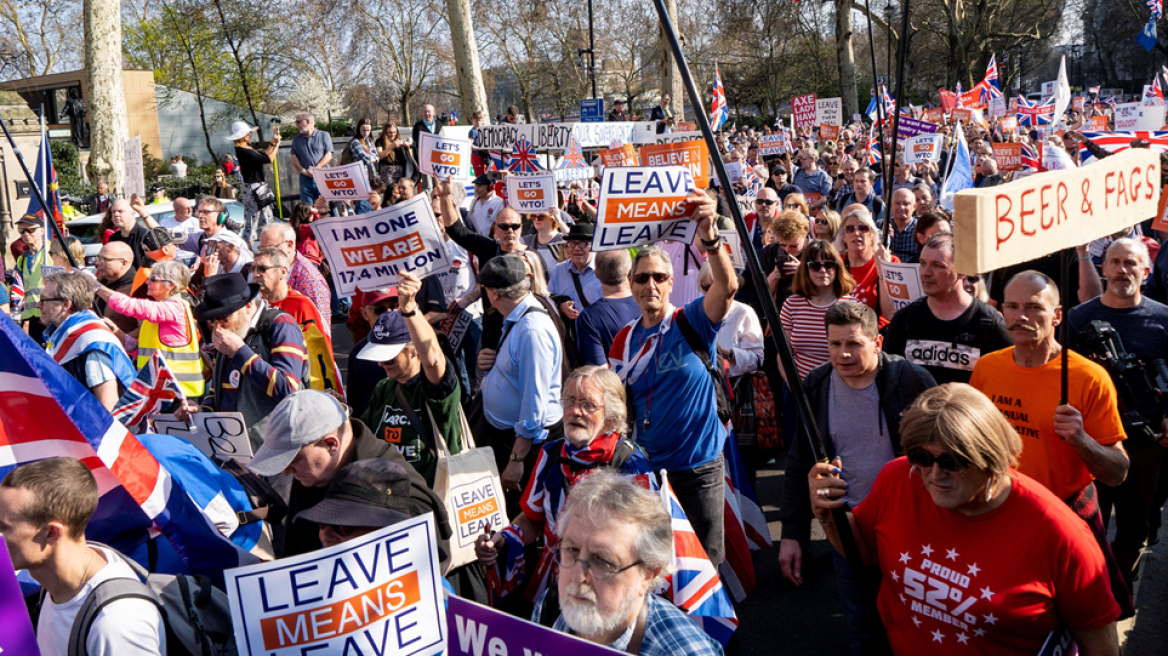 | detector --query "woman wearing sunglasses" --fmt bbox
[810,384,1121,656]
[812,209,841,242]
[779,240,855,381]
[837,206,897,327]
[211,167,236,200]
[520,210,568,274]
